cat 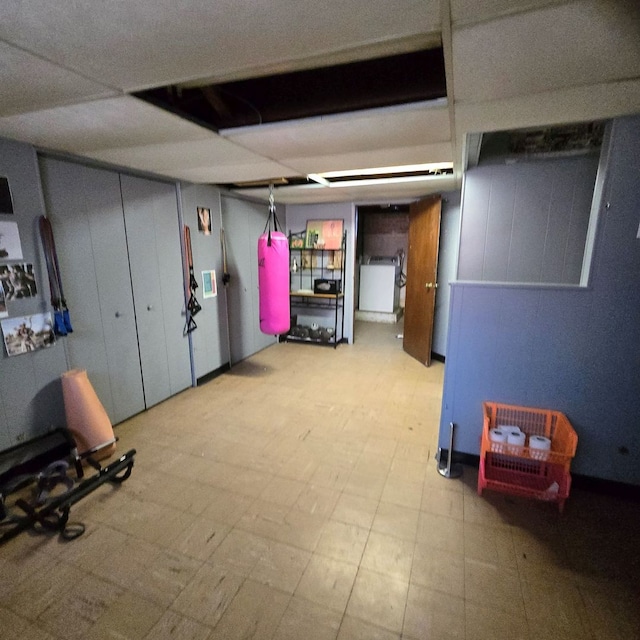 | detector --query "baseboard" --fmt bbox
[431,352,445,363]
[443,450,640,501]
[196,362,231,386]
